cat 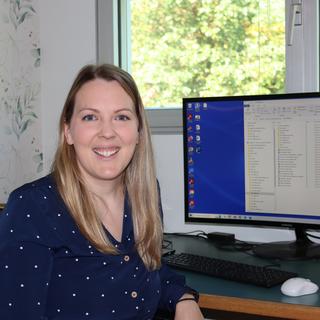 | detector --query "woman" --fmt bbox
[0,64,204,319]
